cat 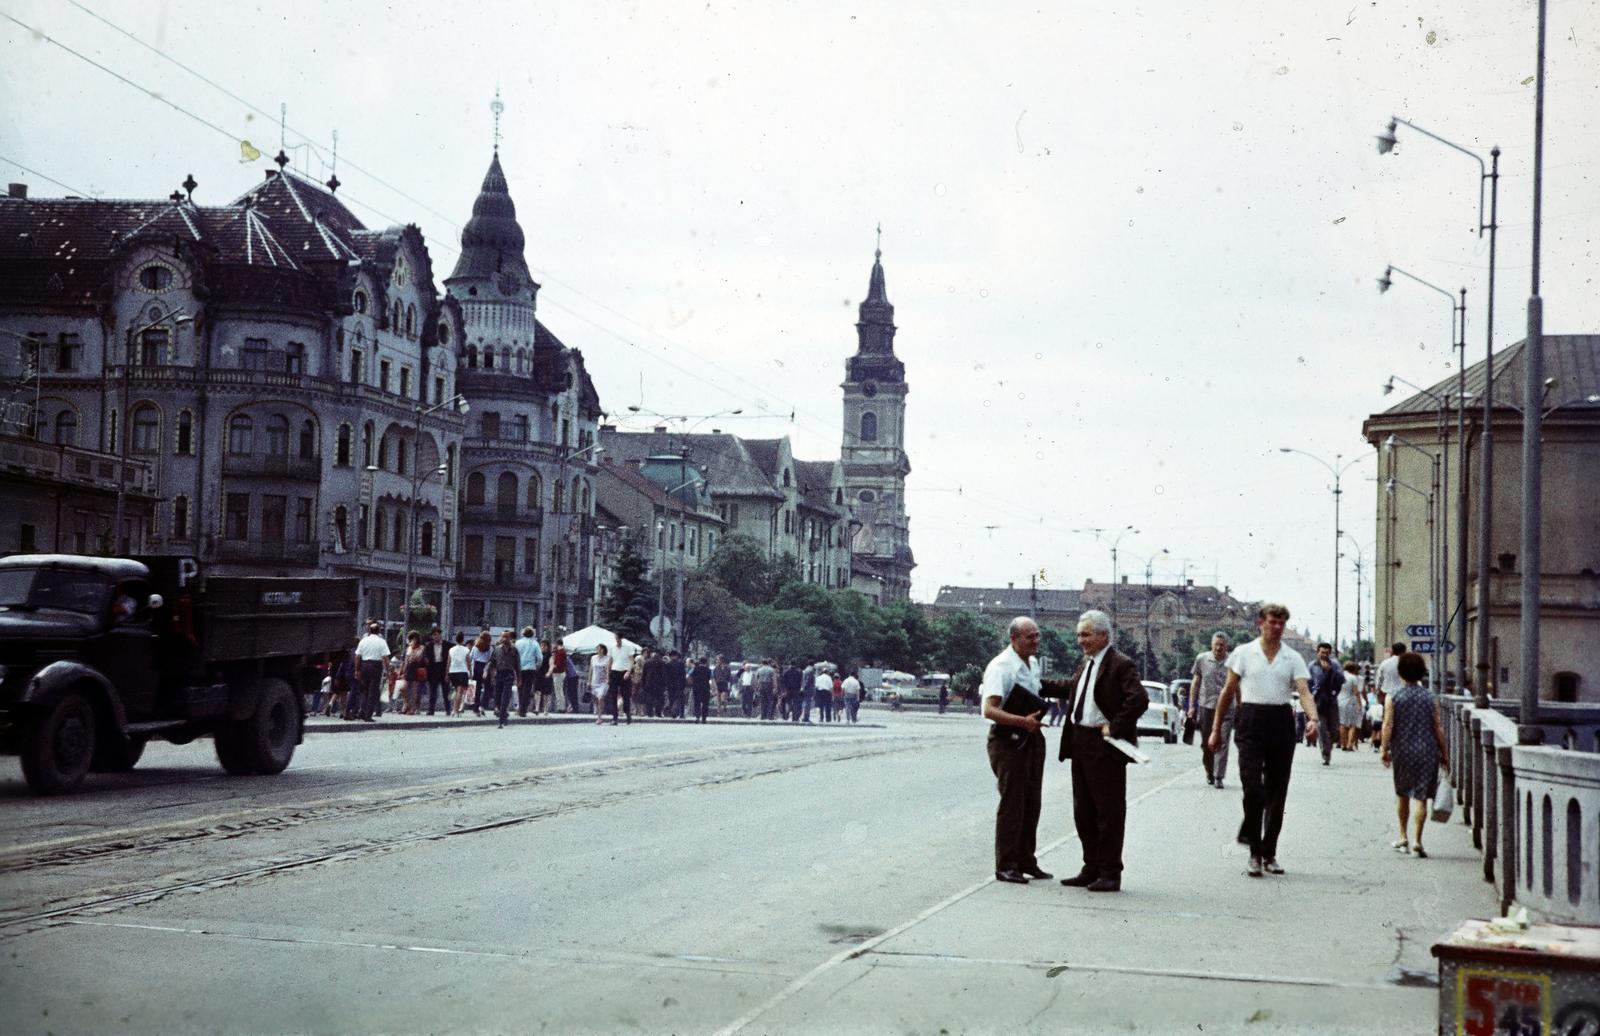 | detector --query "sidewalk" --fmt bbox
[303,708,885,734]
[739,741,1497,1034]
